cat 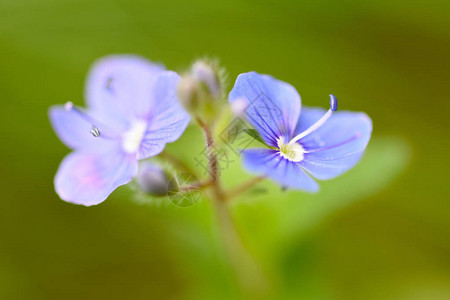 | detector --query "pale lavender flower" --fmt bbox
[229,72,372,192]
[49,56,190,205]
